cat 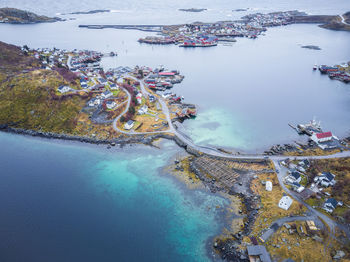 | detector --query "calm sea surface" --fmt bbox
[0,133,227,262]
[0,1,350,261]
